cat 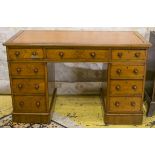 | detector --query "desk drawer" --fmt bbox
[46,49,109,61]
[110,64,145,79]
[13,96,47,113]
[112,50,146,60]
[12,79,45,94]
[10,62,45,76]
[108,97,142,113]
[8,48,44,60]
[110,80,143,96]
